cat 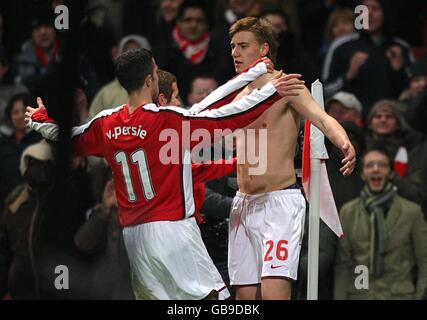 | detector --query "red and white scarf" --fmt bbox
[172,27,210,65]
